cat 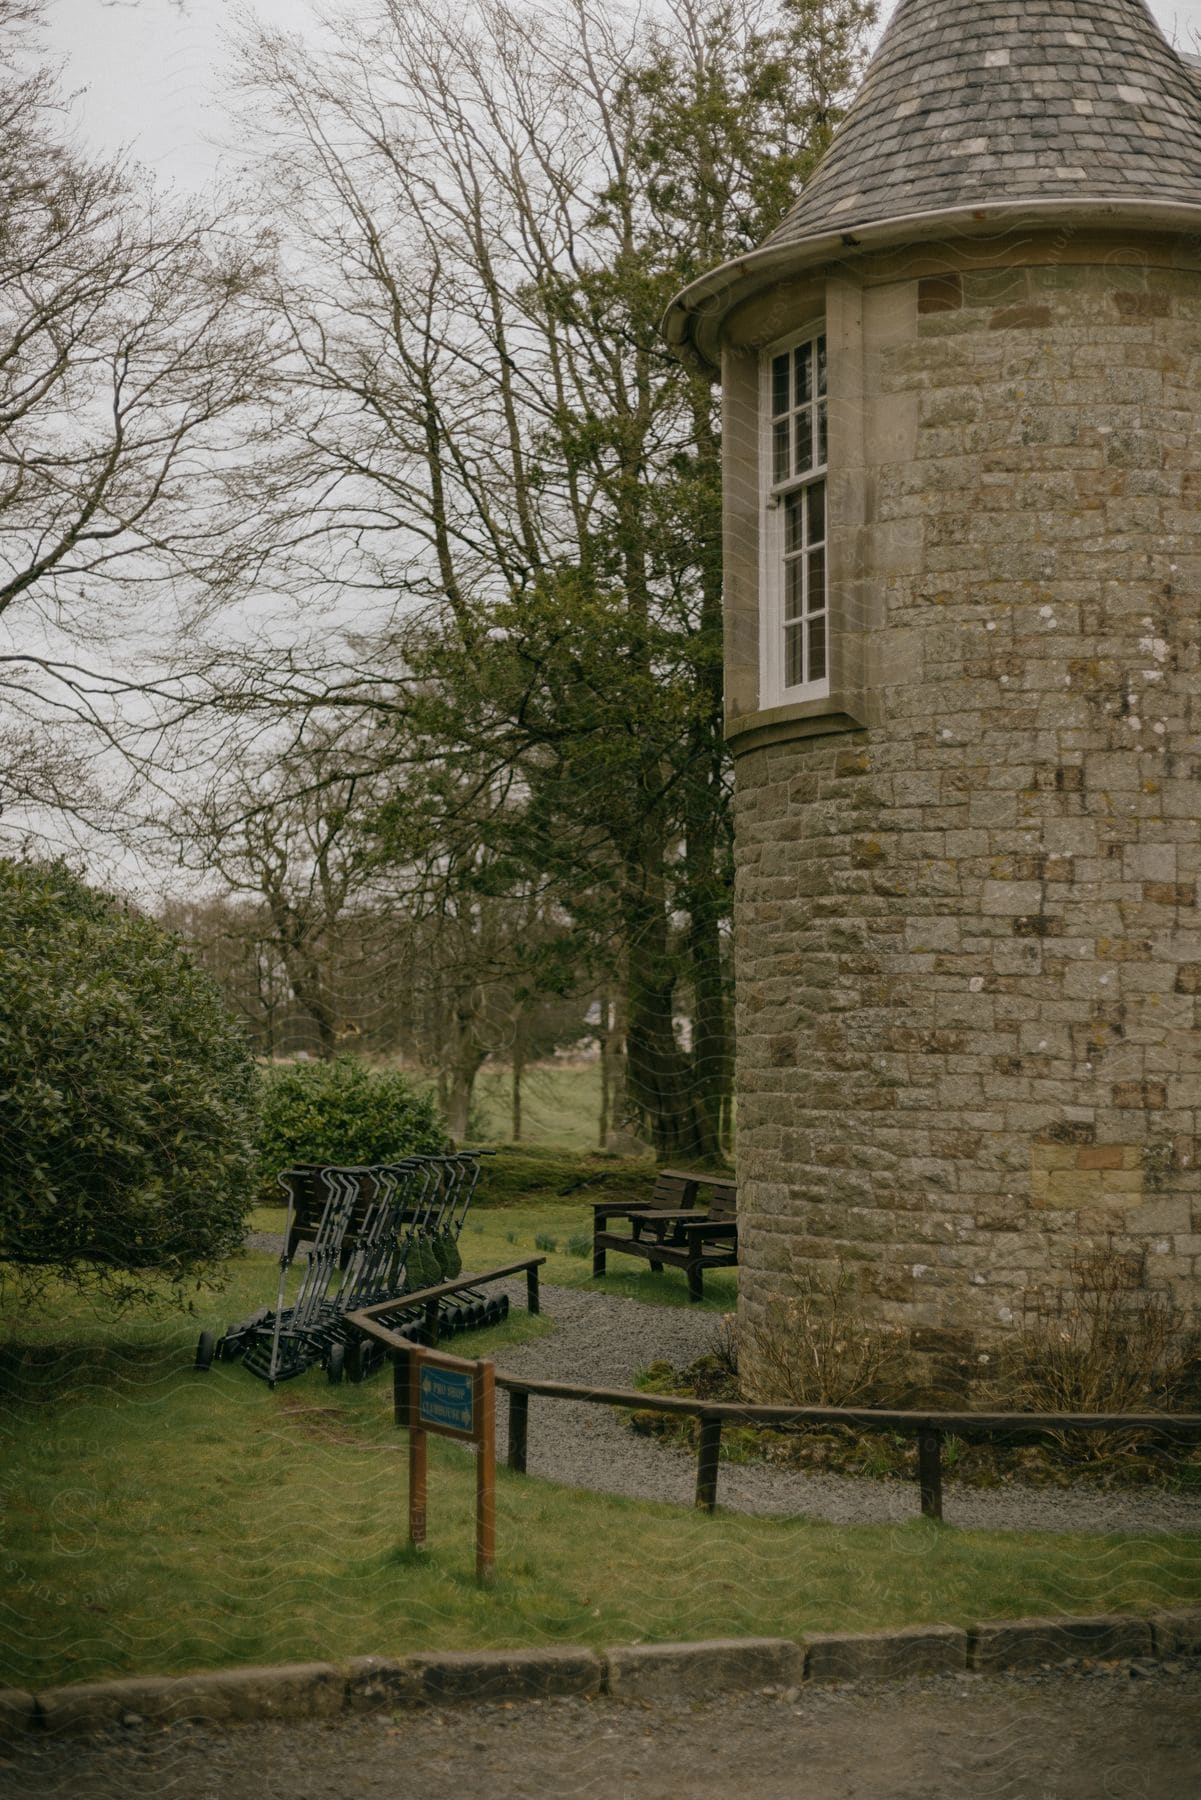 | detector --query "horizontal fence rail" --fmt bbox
[343,1301,1201,1522]
[490,1377,1201,1520]
[346,1258,545,1356]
